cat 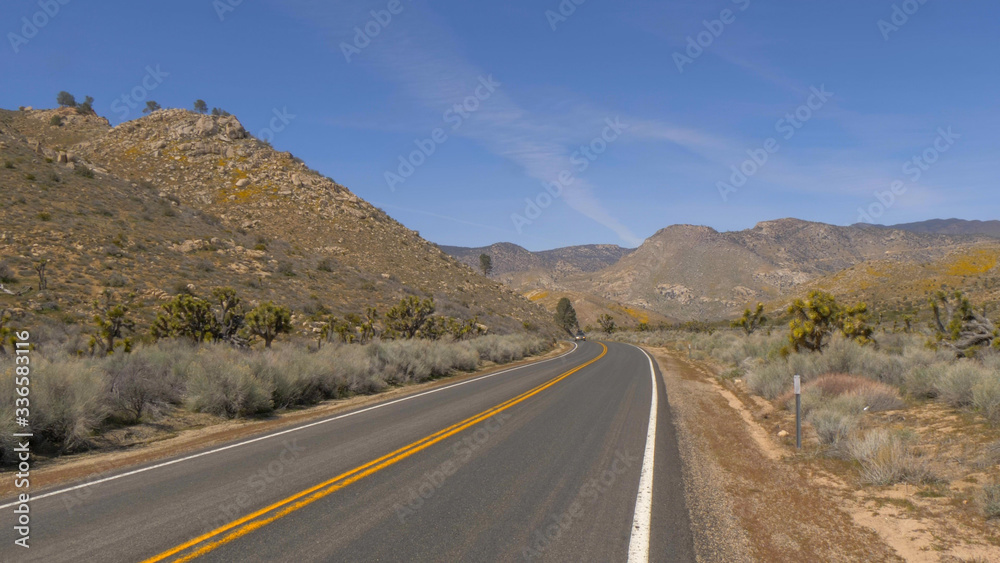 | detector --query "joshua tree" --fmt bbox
[151,294,217,343]
[479,253,493,277]
[32,259,47,290]
[929,290,999,355]
[787,291,839,353]
[246,301,292,348]
[787,290,875,353]
[211,287,247,345]
[732,302,767,336]
[90,290,136,355]
[385,296,435,339]
[597,313,617,335]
